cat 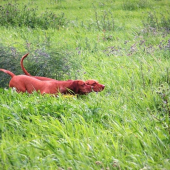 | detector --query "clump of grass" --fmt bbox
[122,1,138,10]
[143,11,170,32]
[158,39,170,59]
[92,5,115,31]
[0,43,21,87]
[155,82,170,134]
[122,0,150,10]
[24,48,77,80]
[0,3,67,29]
